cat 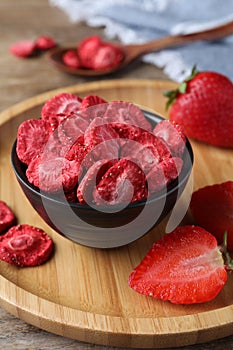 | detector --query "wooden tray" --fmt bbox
[0,79,233,348]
